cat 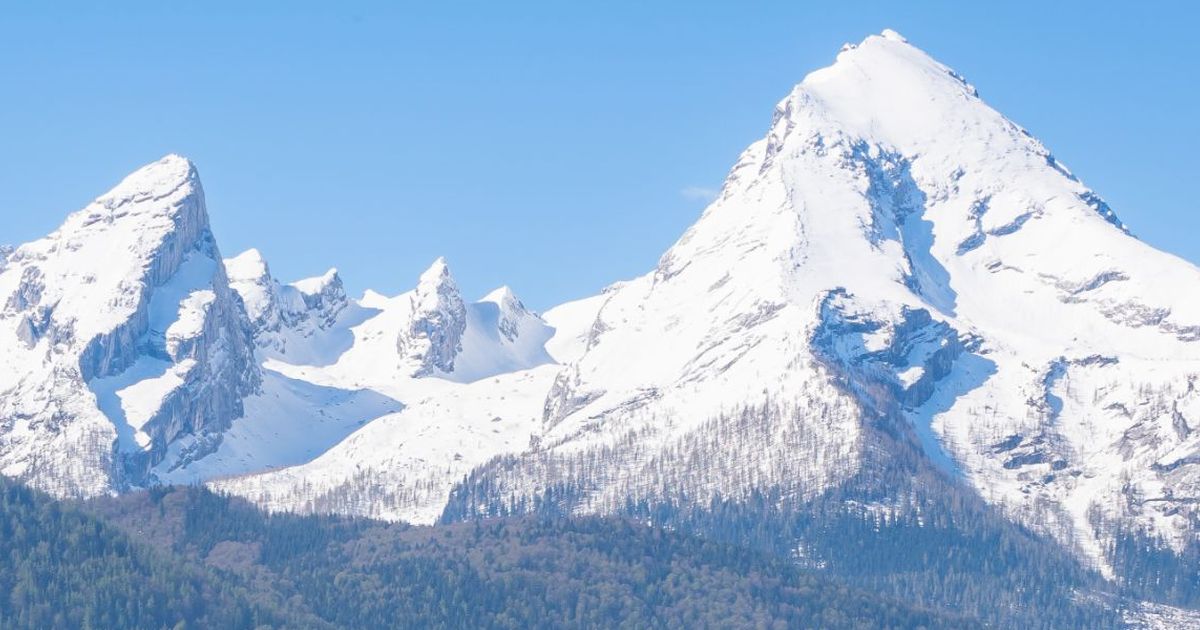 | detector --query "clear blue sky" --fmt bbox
[2,2,1196,310]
